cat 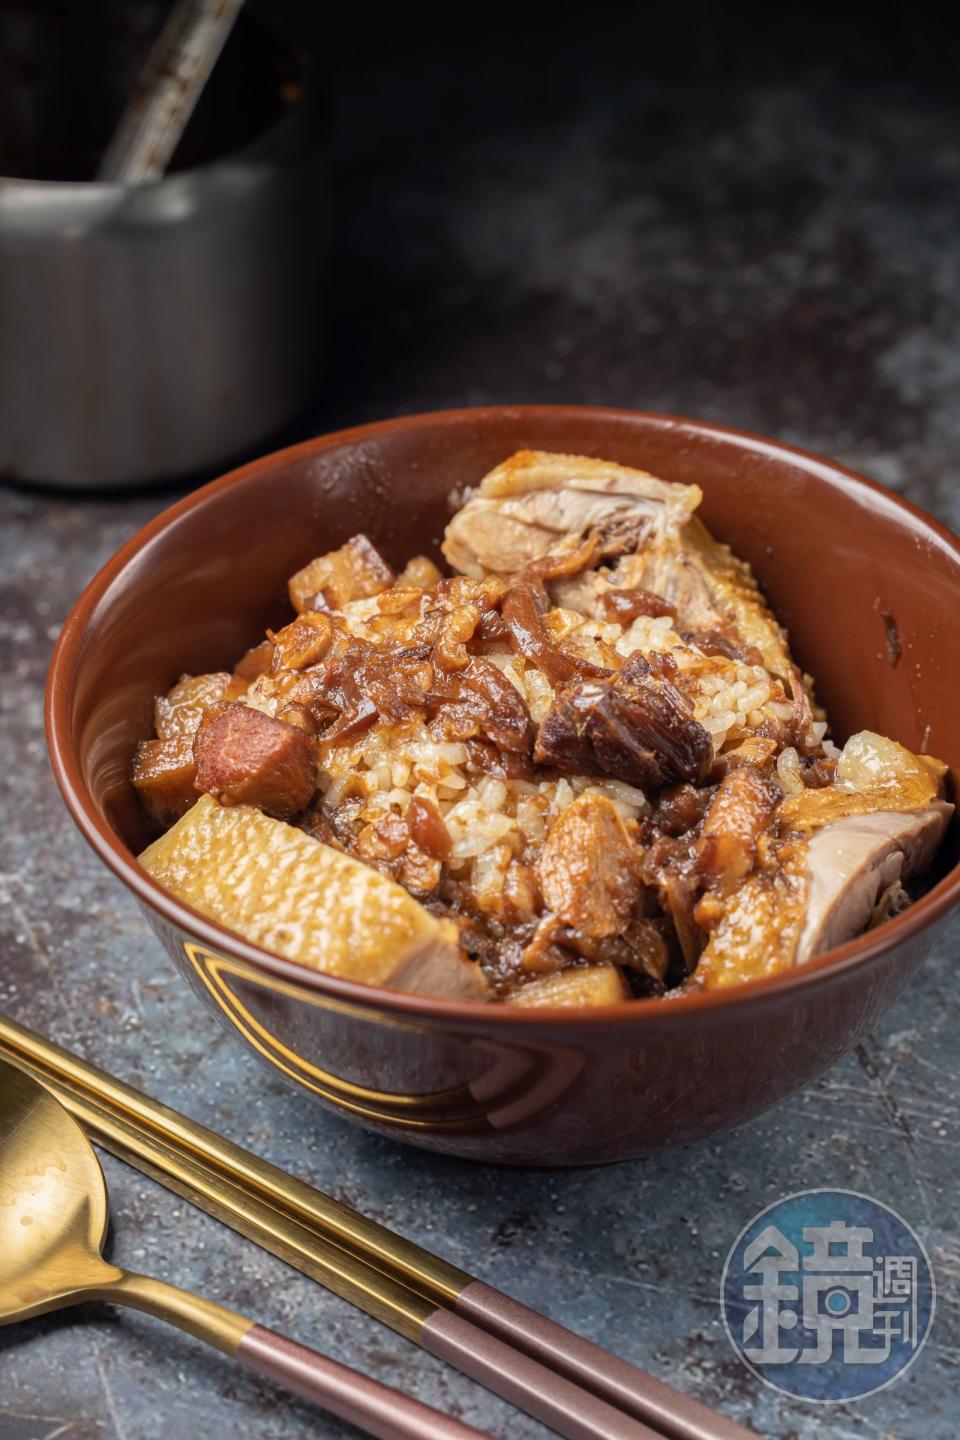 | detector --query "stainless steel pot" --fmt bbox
[0,2,324,488]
